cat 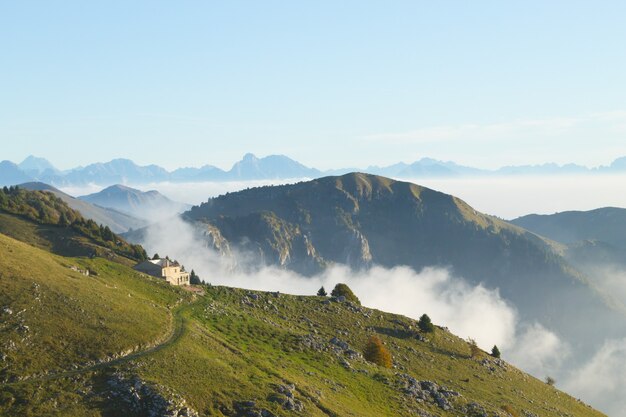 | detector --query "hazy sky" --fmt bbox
[2,1,626,170]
